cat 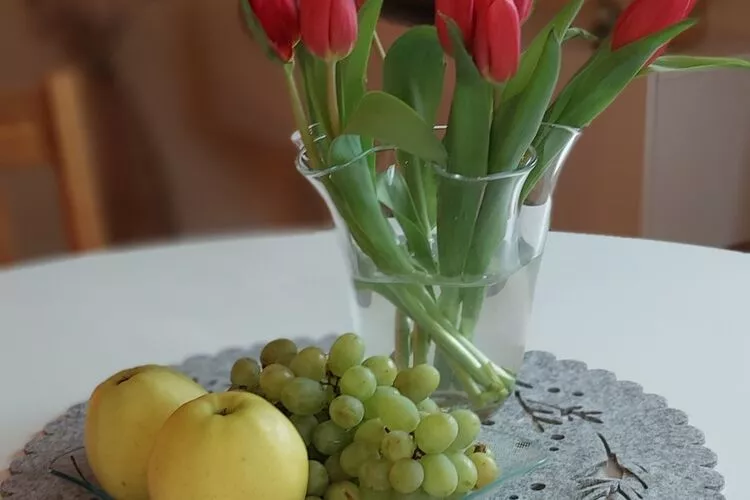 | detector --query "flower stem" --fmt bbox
[327,59,341,136]
[391,285,496,389]
[373,32,387,60]
[394,309,411,370]
[412,324,429,366]
[284,64,321,170]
